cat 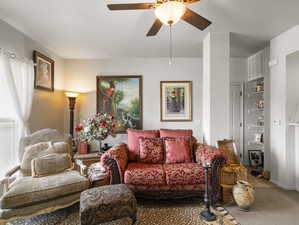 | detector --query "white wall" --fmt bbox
[285,52,299,189]
[64,57,247,145]
[64,58,203,144]
[202,32,230,146]
[0,19,67,134]
[270,24,299,189]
